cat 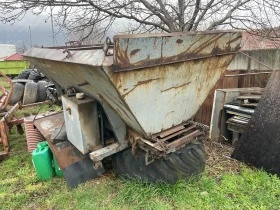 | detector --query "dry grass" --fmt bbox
[204,139,243,176]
